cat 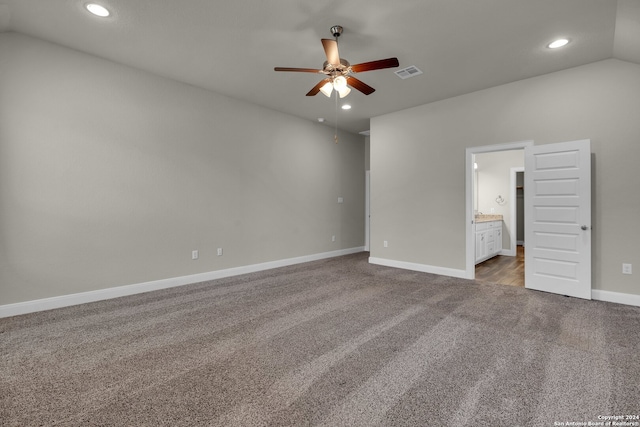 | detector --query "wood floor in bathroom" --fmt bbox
[475,245,524,287]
